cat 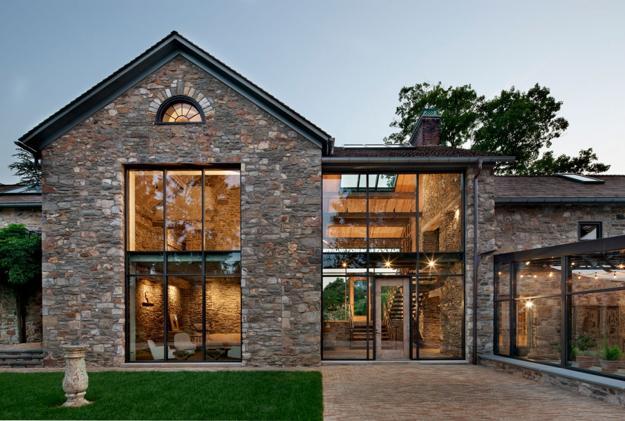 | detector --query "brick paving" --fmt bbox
[322,363,625,420]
